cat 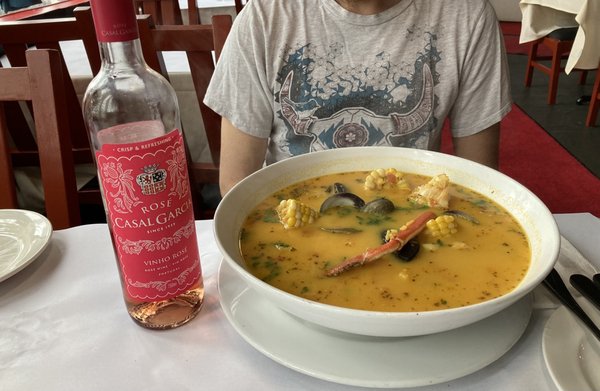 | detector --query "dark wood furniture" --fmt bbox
[0,14,103,226]
[135,0,243,25]
[135,0,185,24]
[145,15,233,219]
[0,49,81,229]
[0,0,88,21]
